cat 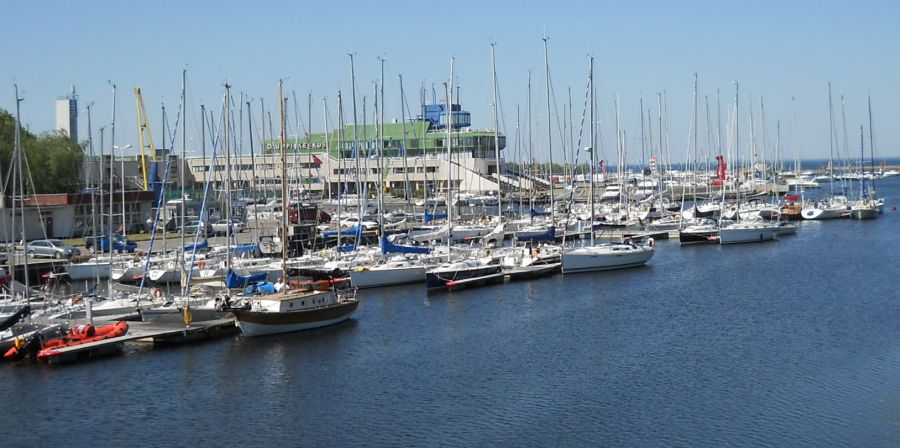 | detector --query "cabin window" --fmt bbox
[301,301,305,306]
[289,303,293,308]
